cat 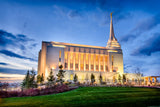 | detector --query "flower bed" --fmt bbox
[0,84,77,98]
